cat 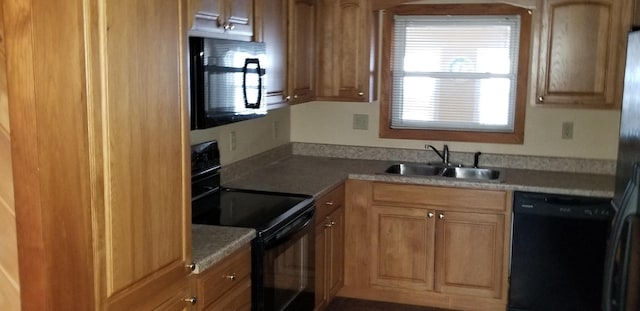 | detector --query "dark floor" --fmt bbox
[326,297,451,311]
